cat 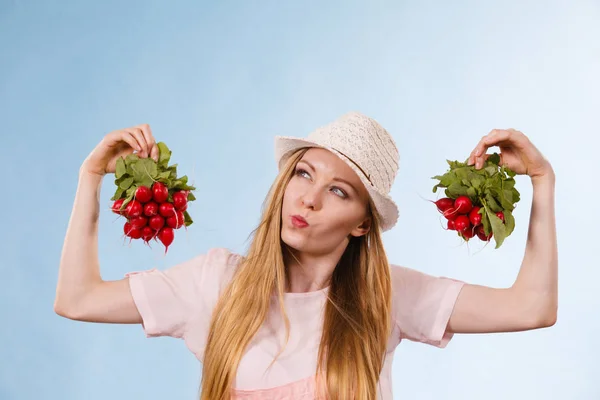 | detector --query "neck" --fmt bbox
[283,244,346,293]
